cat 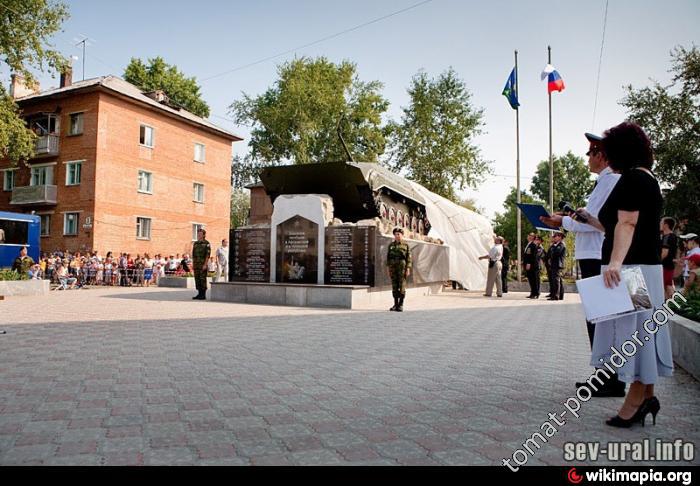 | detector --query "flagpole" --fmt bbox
[515,49,522,284]
[548,45,554,213]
